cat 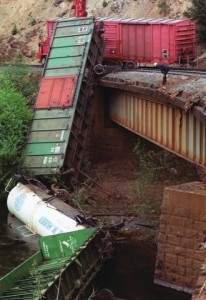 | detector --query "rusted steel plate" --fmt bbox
[110,90,206,167]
